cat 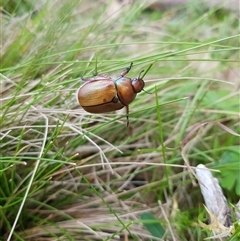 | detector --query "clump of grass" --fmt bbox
[1,0,239,240]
